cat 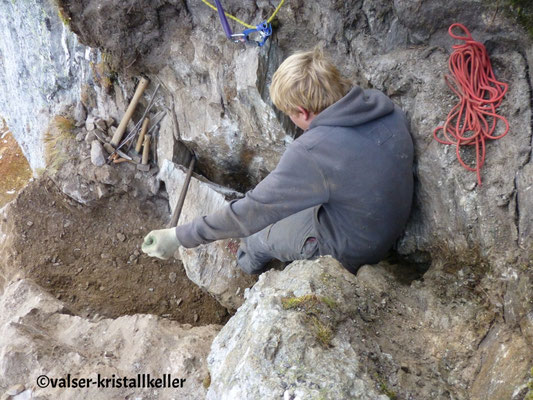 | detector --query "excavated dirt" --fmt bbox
[0,176,230,326]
